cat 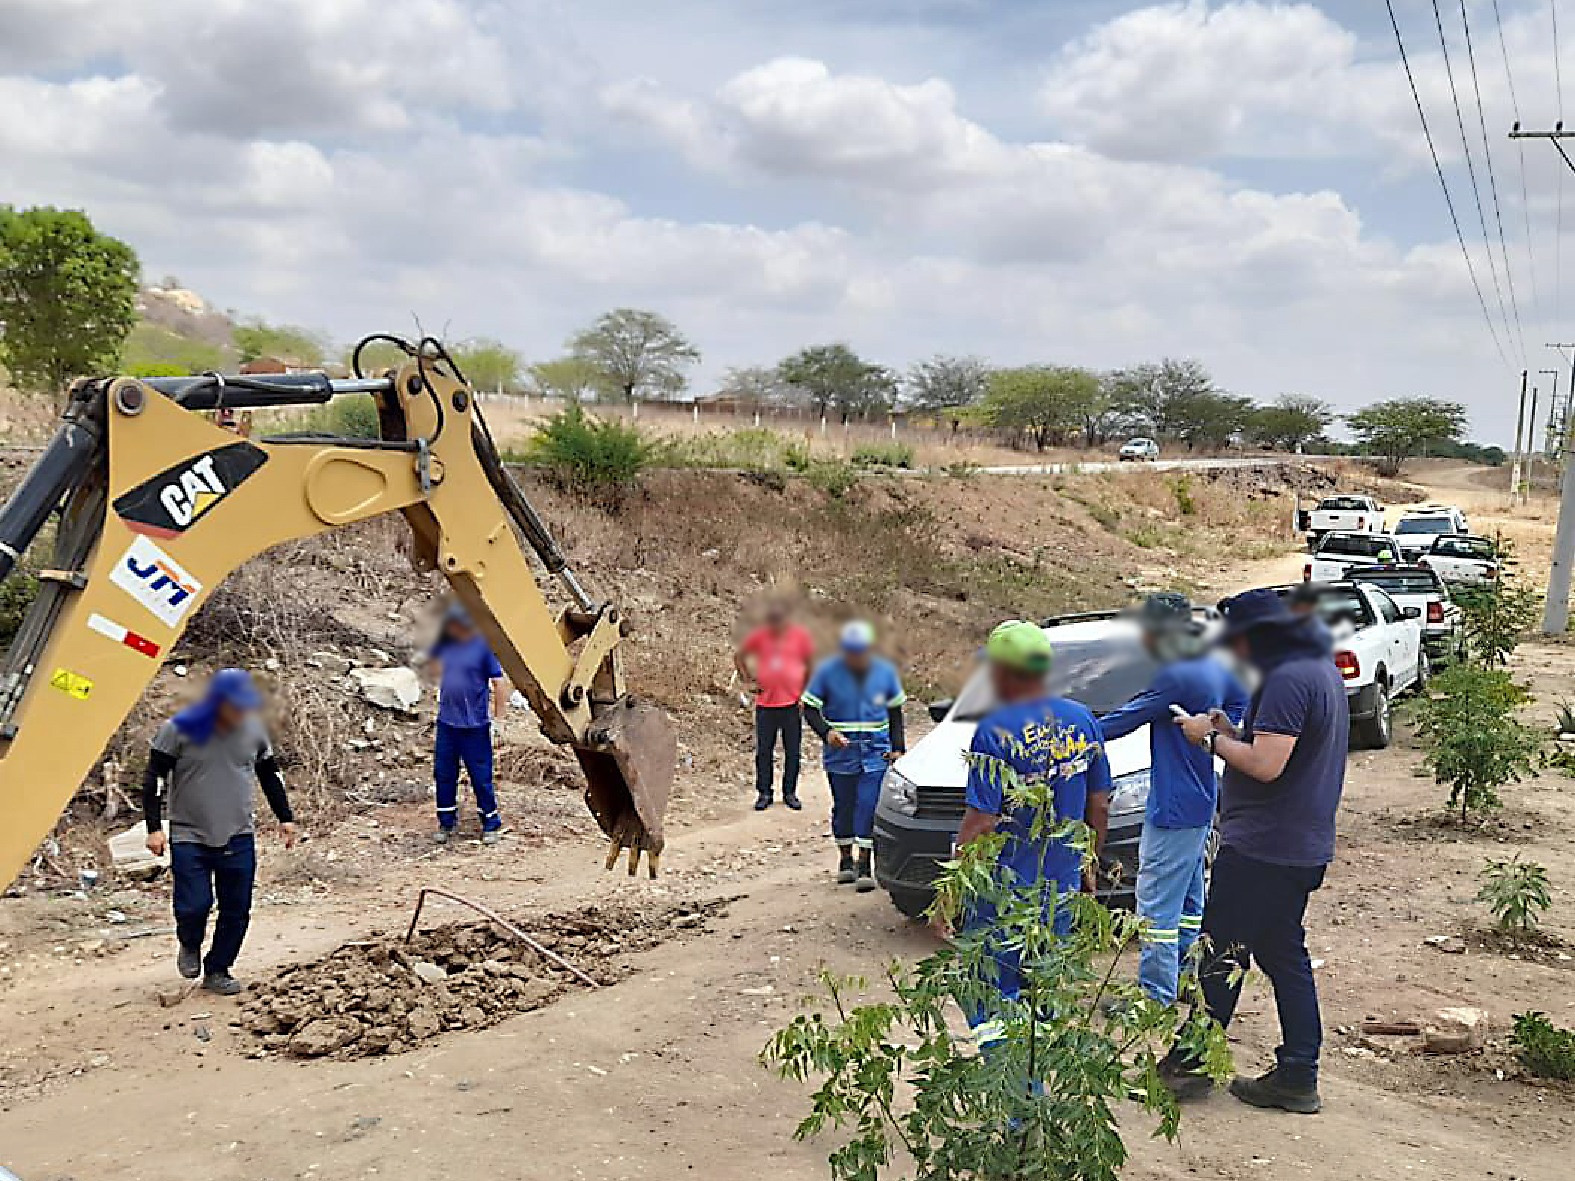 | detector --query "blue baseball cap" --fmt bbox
[840,620,875,652]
